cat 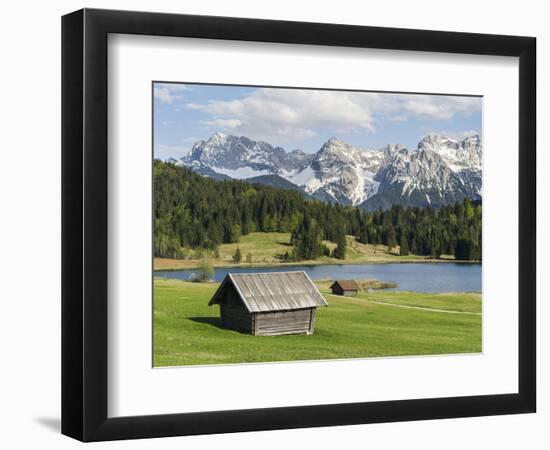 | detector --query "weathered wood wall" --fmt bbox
[219,289,252,333]
[308,308,317,334]
[253,308,314,336]
[220,303,252,333]
[331,285,344,295]
[214,279,324,336]
[331,286,357,296]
